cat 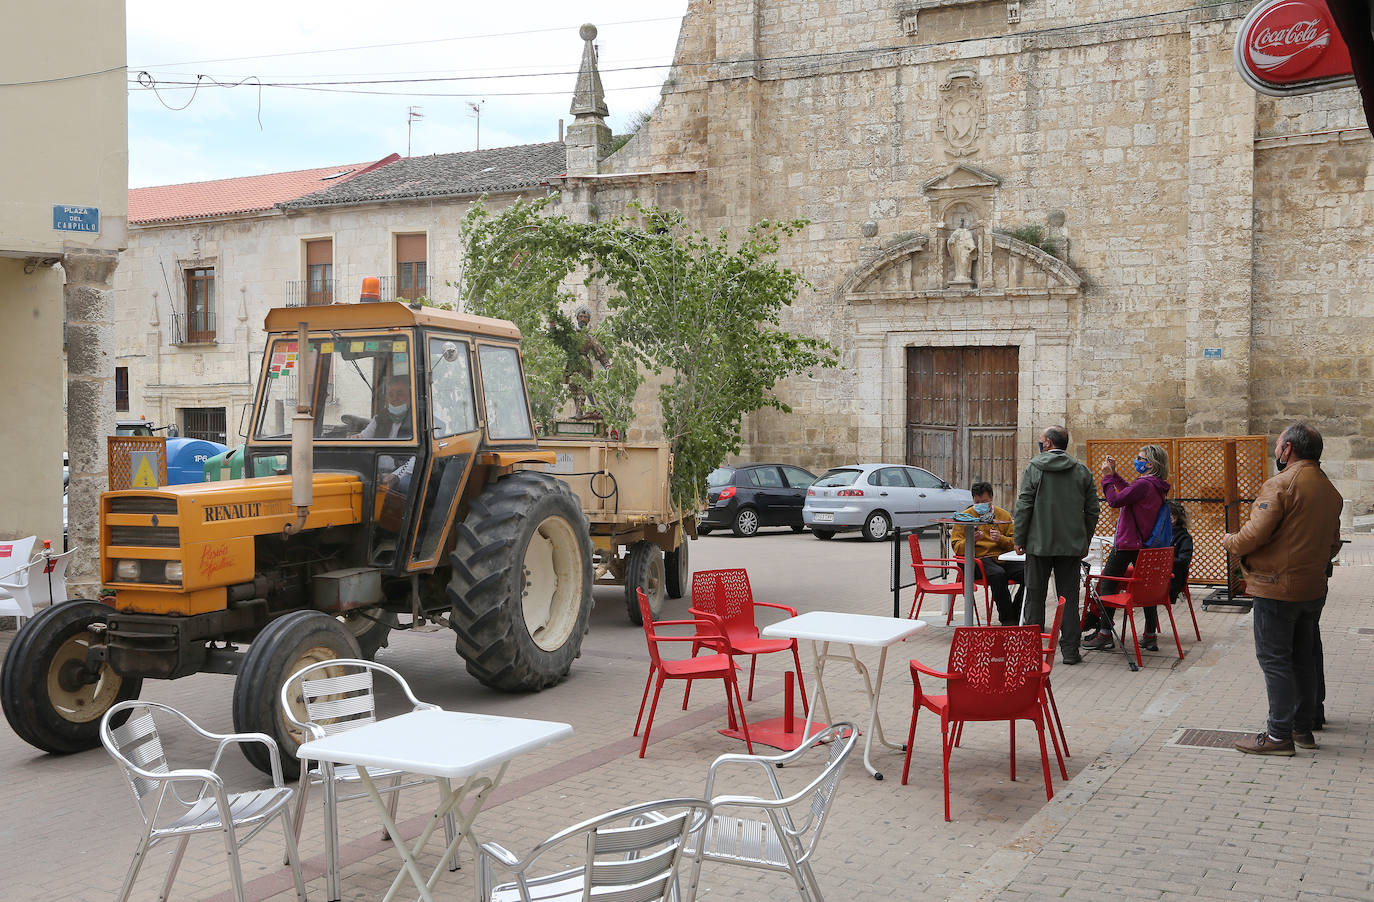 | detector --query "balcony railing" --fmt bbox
[378,274,428,302]
[170,310,216,345]
[285,279,337,307]
[282,275,437,306]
